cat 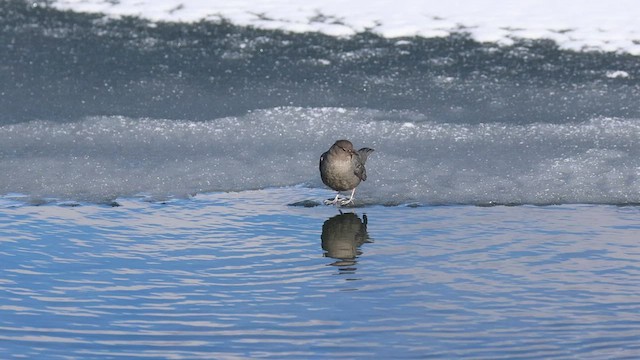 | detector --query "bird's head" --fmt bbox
[332,140,356,156]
